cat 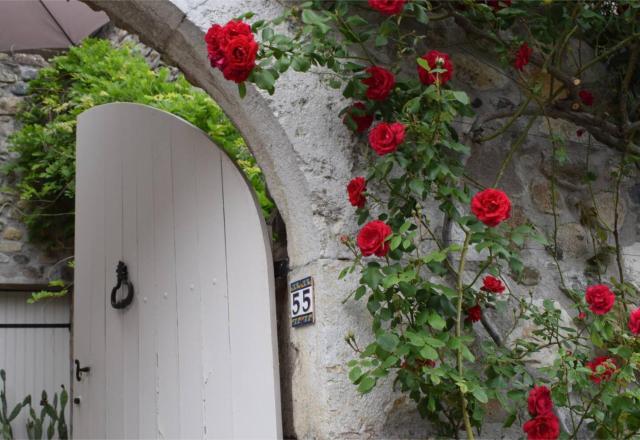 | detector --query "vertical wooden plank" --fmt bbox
[121,106,142,439]
[152,110,181,439]
[221,157,282,438]
[103,105,125,440]
[170,119,205,438]
[194,133,234,438]
[136,108,159,439]
[75,107,108,438]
